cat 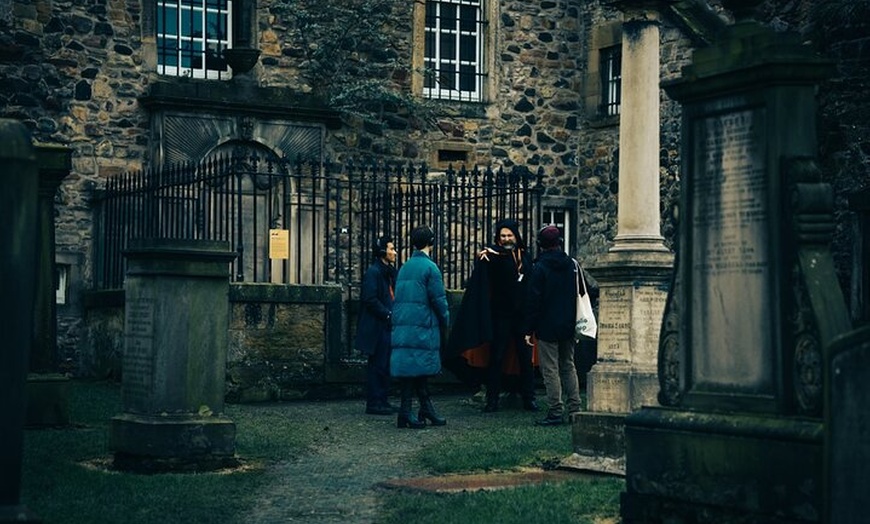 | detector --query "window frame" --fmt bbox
[600,44,622,117]
[583,21,622,125]
[416,0,491,103]
[542,207,572,256]
[156,0,234,80]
